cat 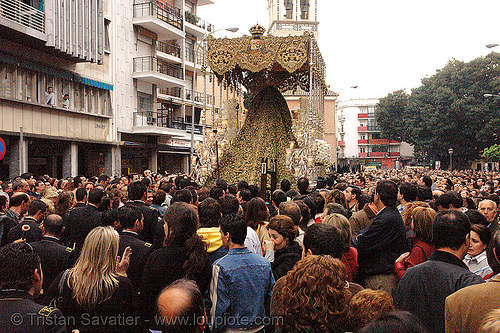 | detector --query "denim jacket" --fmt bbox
[210,247,275,333]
